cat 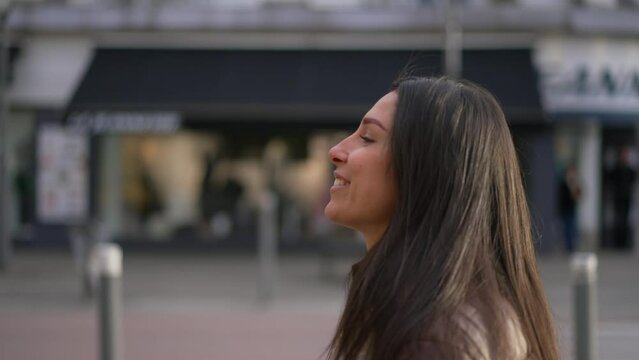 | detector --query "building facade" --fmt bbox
[2,0,638,254]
